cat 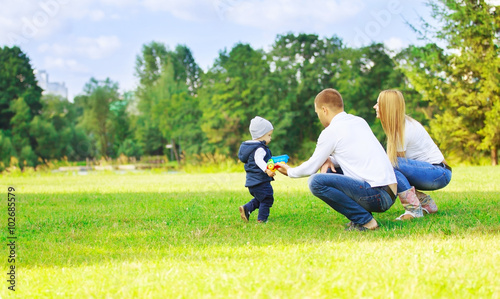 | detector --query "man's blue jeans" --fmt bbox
[394,158,452,193]
[308,173,395,225]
